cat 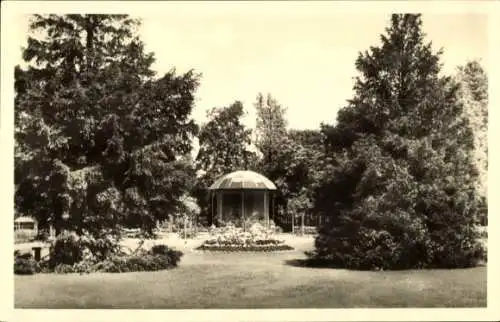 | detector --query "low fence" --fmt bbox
[274,213,325,233]
[292,226,317,235]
